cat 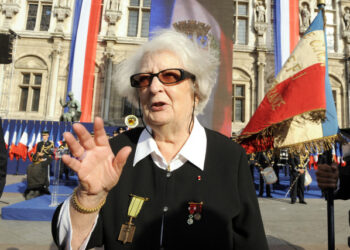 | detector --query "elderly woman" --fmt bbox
[52,29,268,250]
